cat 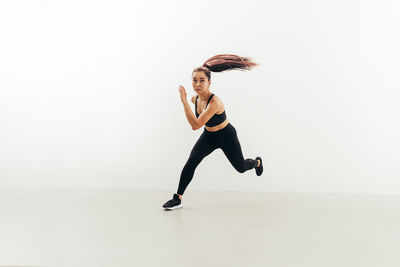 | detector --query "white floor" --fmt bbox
[0,188,399,267]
